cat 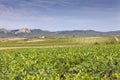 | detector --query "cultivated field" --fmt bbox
[0,44,120,80]
[0,37,120,80]
[0,36,119,47]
